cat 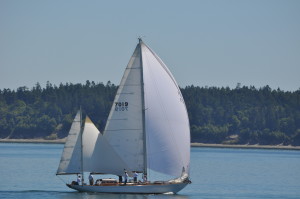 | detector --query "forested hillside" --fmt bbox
[183,85,300,145]
[0,81,299,145]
